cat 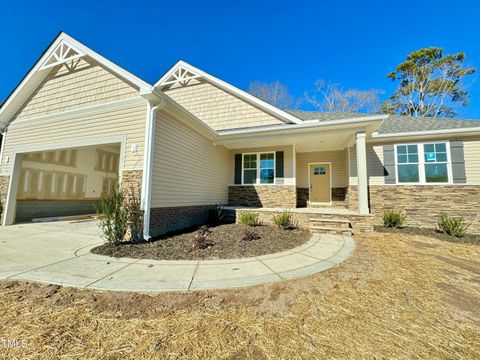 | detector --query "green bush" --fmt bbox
[383,209,406,228]
[208,204,224,226]
[438,213,469,237]
[238,211,259,226]
[97,184,128,245]
[273,210,296,230]
[124,184,143,244]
